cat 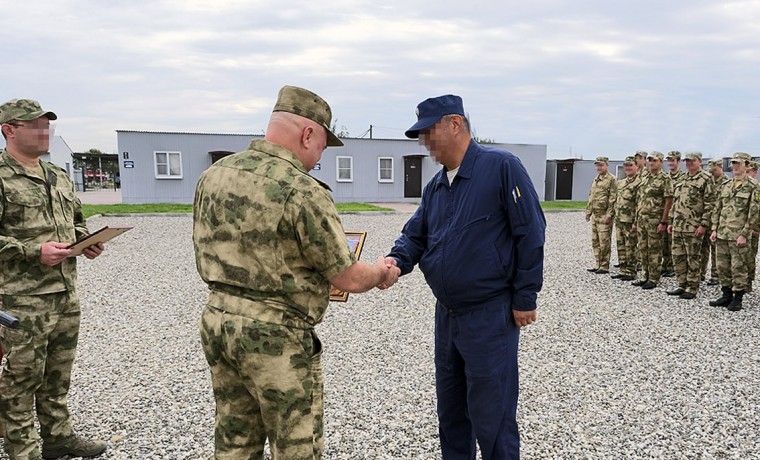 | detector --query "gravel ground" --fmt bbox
[2,211,759,459]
